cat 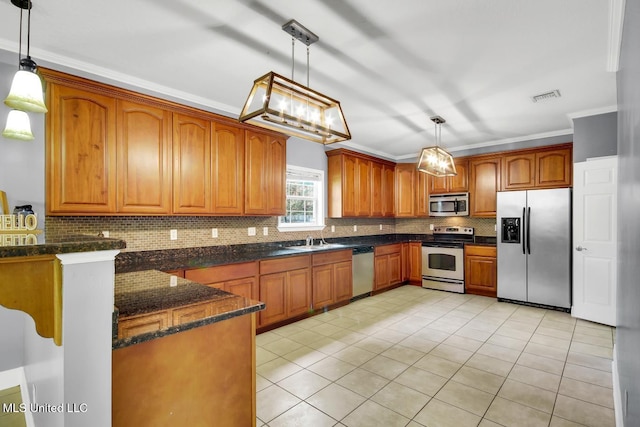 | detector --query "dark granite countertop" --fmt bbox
[115,233,496,273]
[113,269,264,349]
[0,234,126,258]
